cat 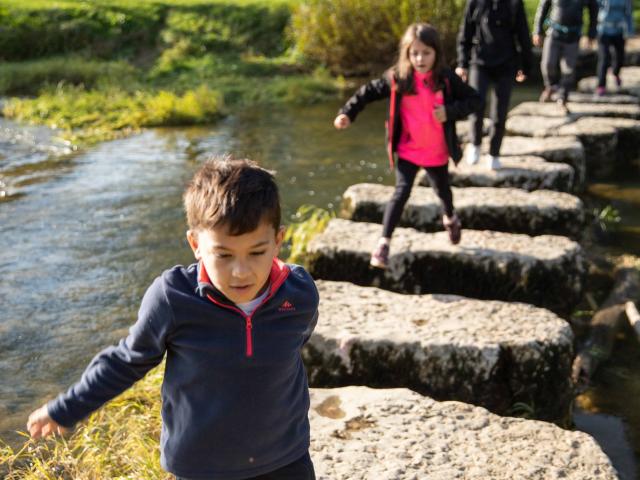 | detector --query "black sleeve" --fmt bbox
[338,76,391,122]
[586,0,599,38]
[534,0,551,36]
[457,0,477,69]
[444,71,482,121]
[515,0,533,75]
